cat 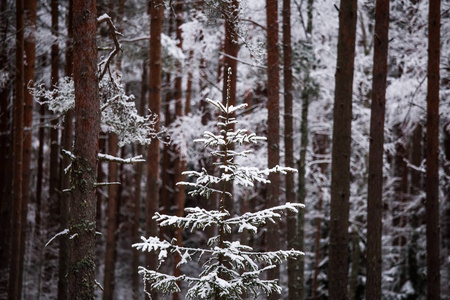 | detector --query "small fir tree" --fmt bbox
[133,70,304,299]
